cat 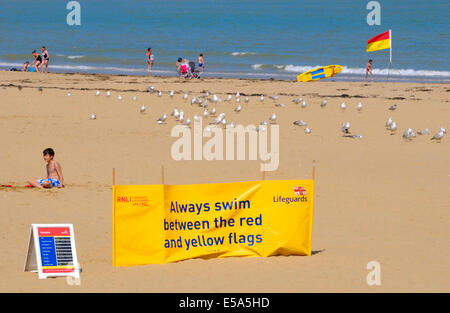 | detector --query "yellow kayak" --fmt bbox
[297,65,343,82]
